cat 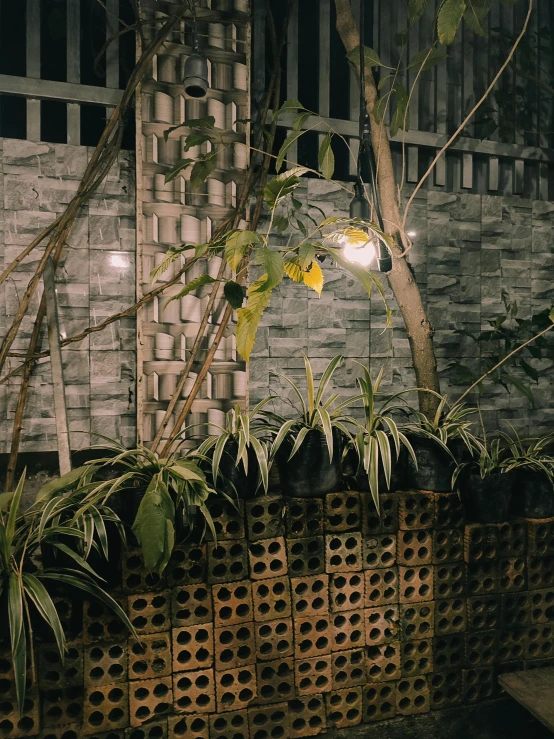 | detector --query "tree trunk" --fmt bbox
[334,0,440,418]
